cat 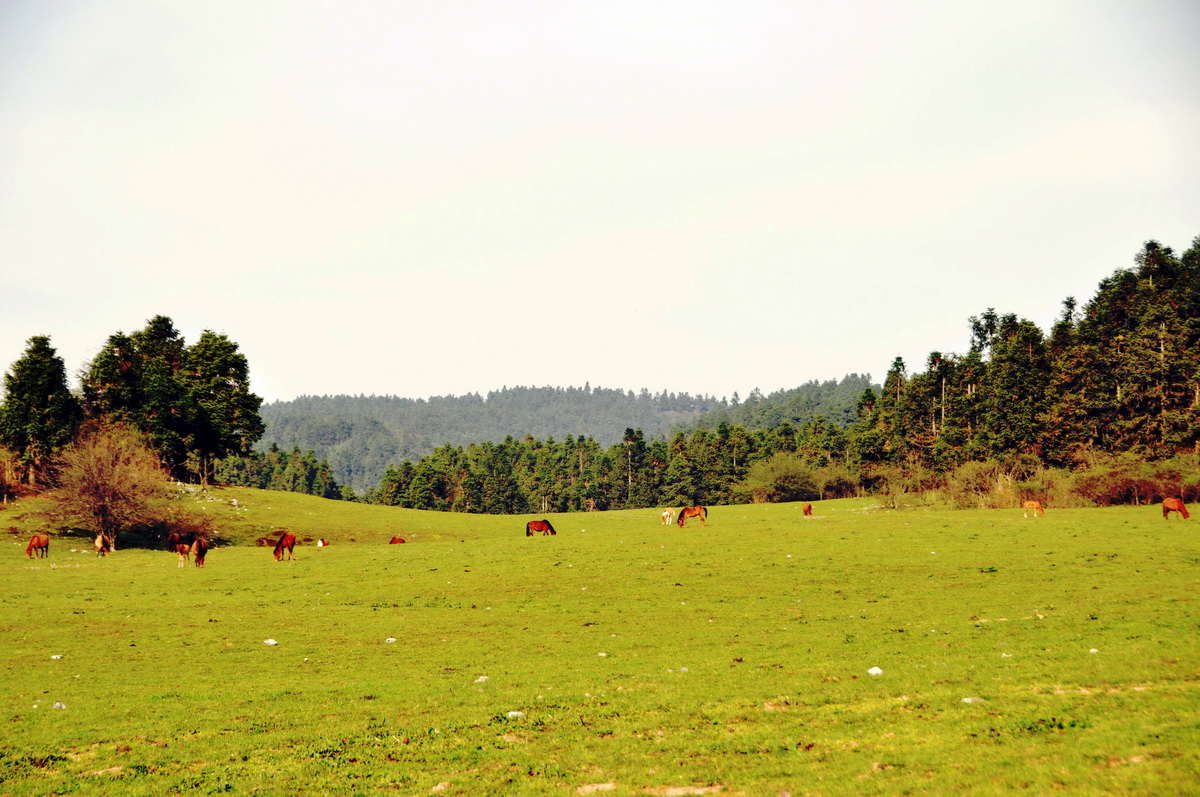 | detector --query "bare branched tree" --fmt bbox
[45,420,174,550]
